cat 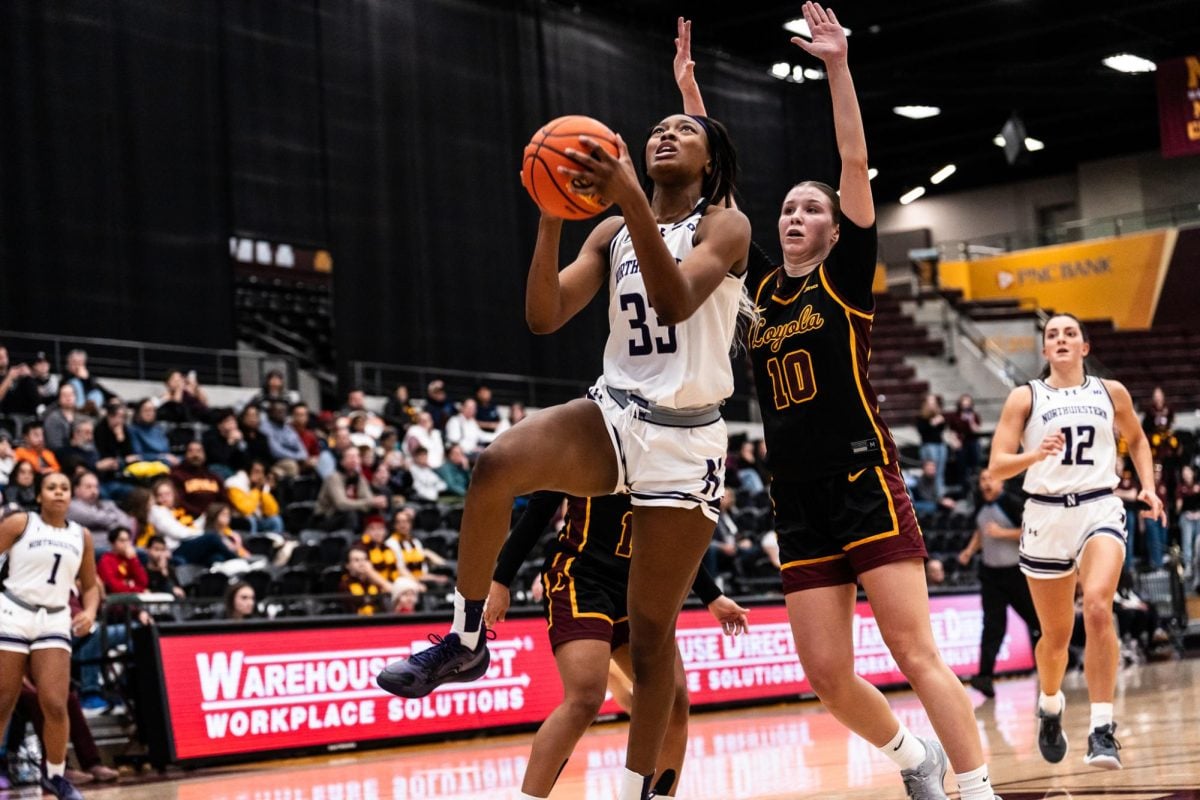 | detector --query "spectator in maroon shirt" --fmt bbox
[97,527,153,626]
[169,440,225,518]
